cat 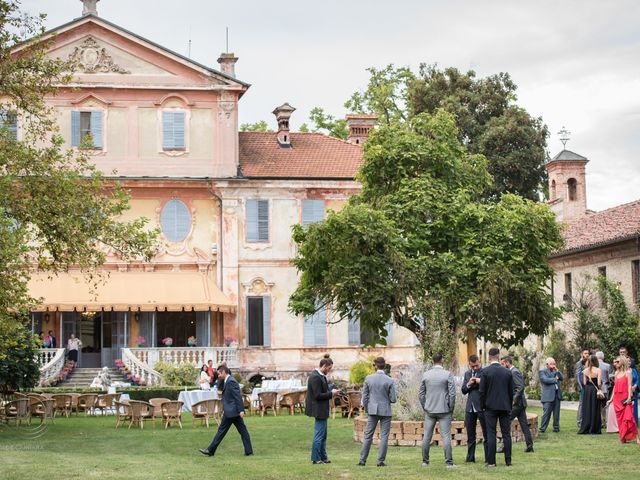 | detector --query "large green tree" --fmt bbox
[0,2,156,341]
[289,109,563,360]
